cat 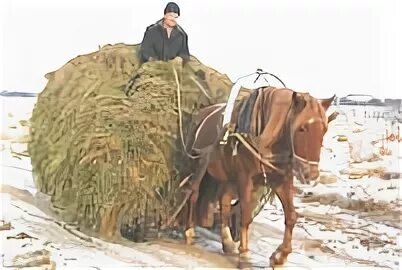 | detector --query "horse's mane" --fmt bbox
[232,87,323,157]
[261,88,328,154]
[256,87,293,154]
